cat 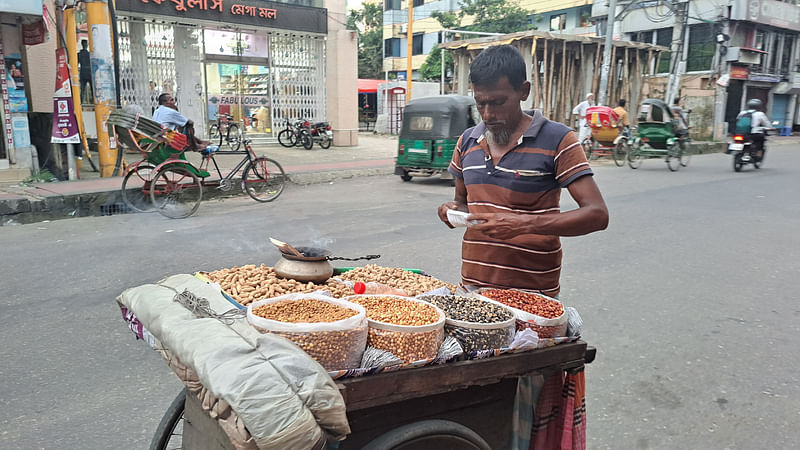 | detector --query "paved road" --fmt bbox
[1,142,798,449]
